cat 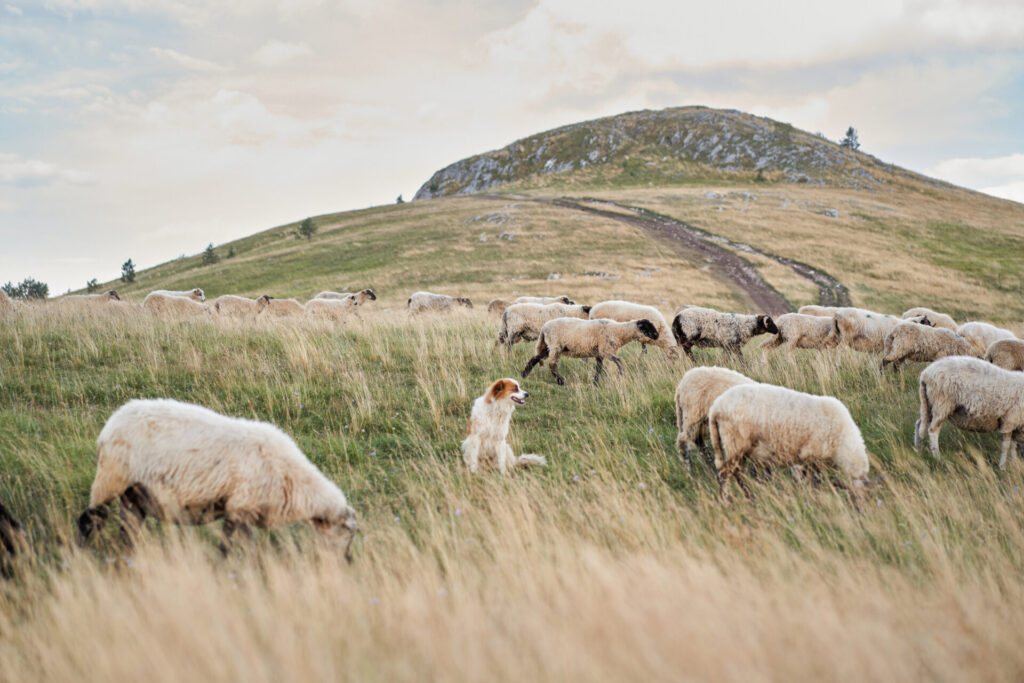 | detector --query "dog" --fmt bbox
[461,378,547,474]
